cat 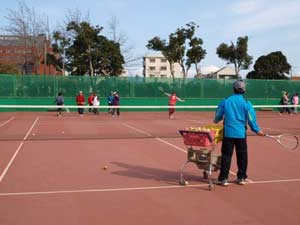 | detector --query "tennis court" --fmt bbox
[0,110,300,225]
